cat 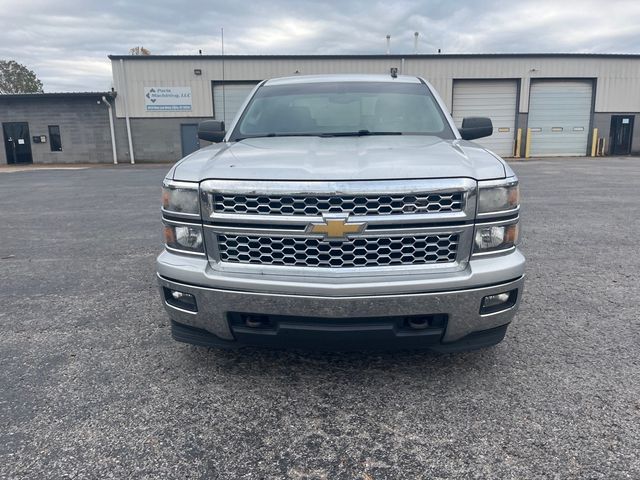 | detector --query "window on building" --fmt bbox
[48,125,62,151]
